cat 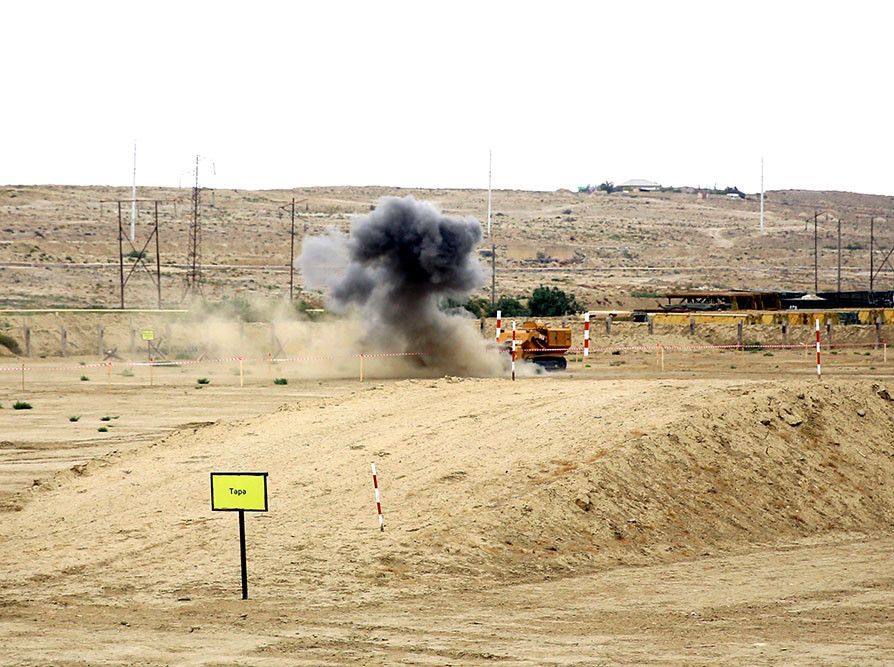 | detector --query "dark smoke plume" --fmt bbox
[299,196,502,375]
